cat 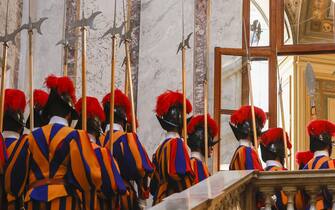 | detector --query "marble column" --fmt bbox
[65,0,81,84]
[193,0,210,115]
